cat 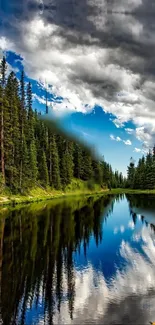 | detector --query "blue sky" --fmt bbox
[5,50,143,175]
[1,0,155,175]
